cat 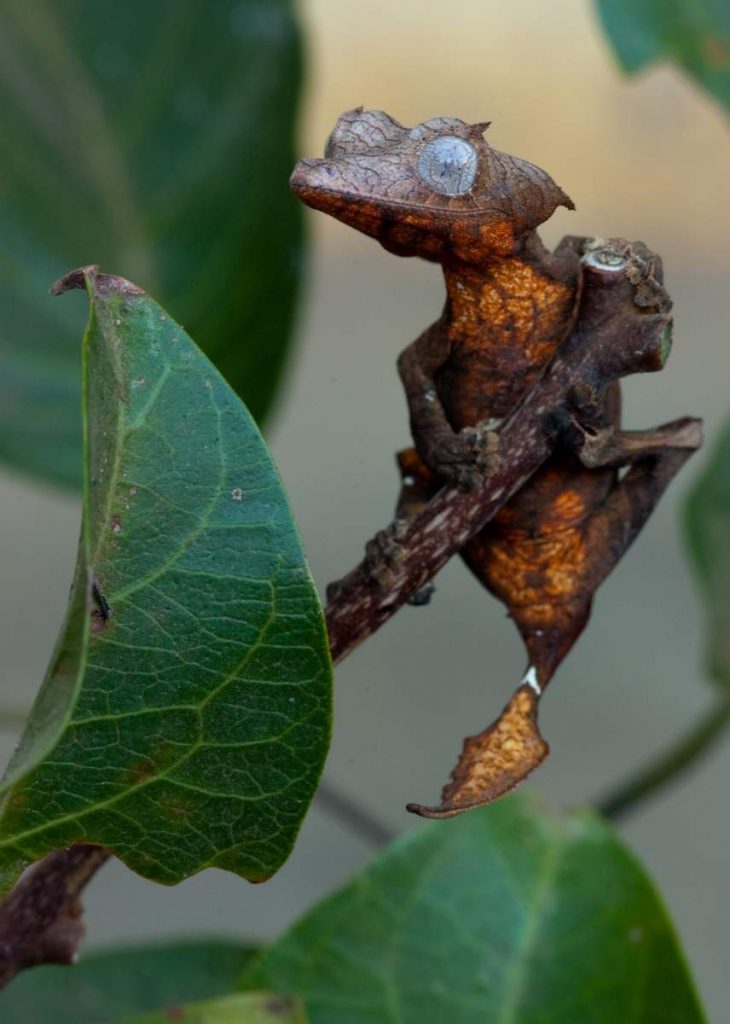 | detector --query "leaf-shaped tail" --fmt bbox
[407,684,549,819]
